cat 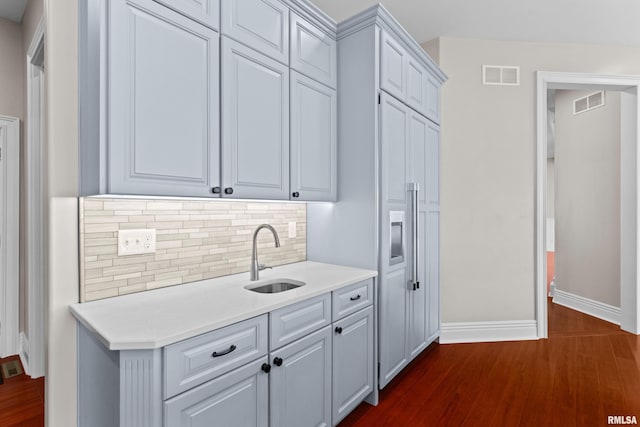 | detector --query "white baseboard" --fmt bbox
[553,289,621,325]
[440,320,539,344]
[19,332,30,375]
